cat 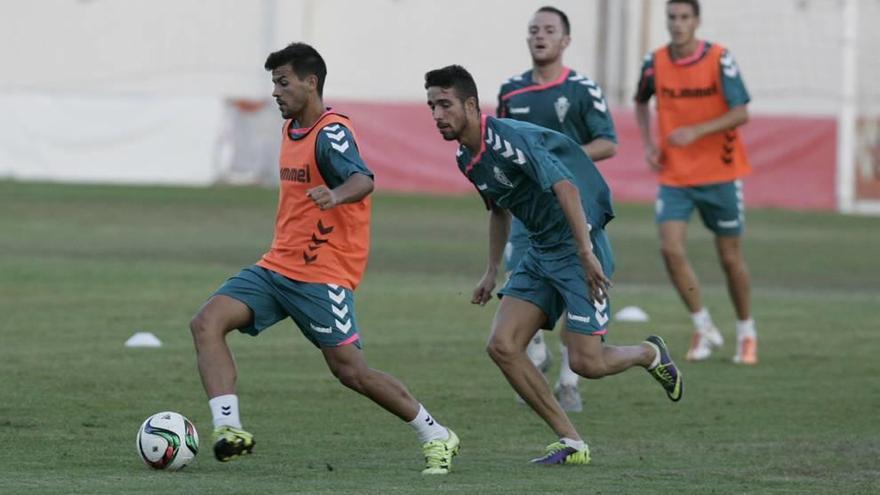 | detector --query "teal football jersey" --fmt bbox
[497,67,617,145]
[456,116,614,254]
